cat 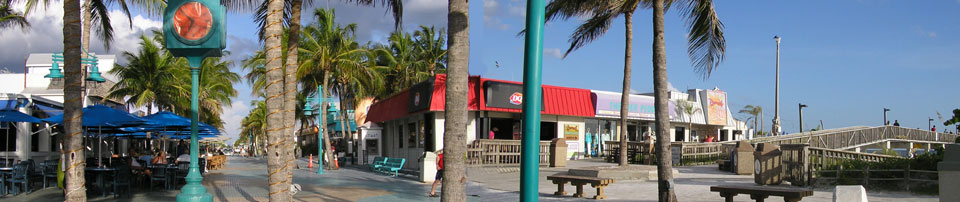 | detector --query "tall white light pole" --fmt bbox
[772,36,782,136]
